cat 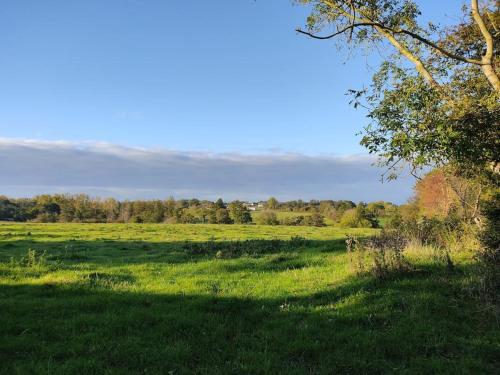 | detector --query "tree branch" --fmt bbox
[296,22,379,40]
[297,21,484,66]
